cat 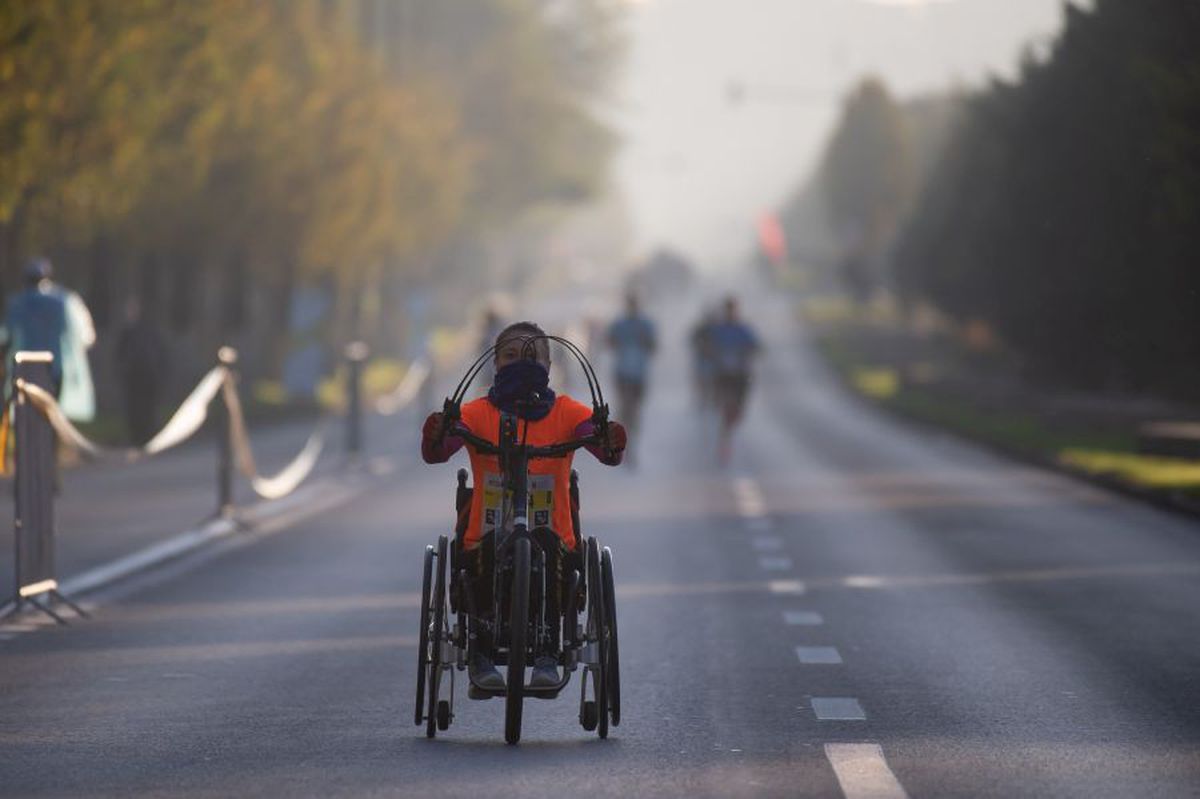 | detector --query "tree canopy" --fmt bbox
[0,0,620,374]
[894,0,1200,394]
[788,1,1200,398]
